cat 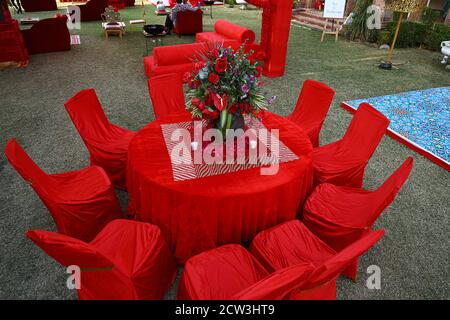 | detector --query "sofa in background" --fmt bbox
[21,16,71,54]
[21,0,57,12]
[174,9,203,37]
[196,19,256,48]
[144,42,209,78]
[78,0,108,21]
